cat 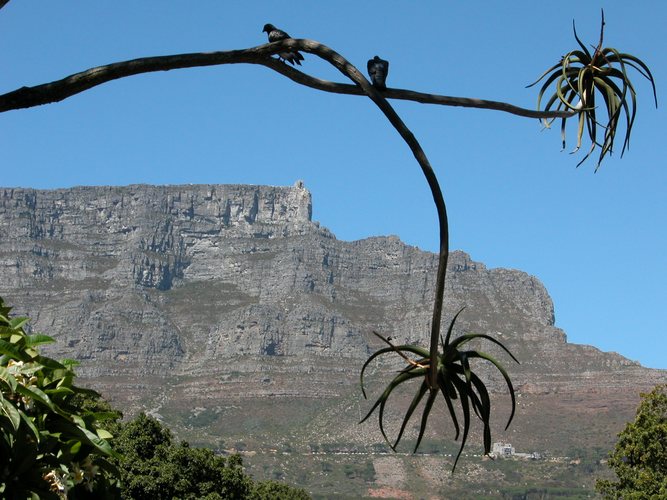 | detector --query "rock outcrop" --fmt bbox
[1,182,664,445]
